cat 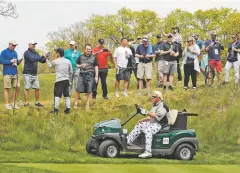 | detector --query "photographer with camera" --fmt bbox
[92,39,112,100]
[182,37,200,90]
[205,31,224,87]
